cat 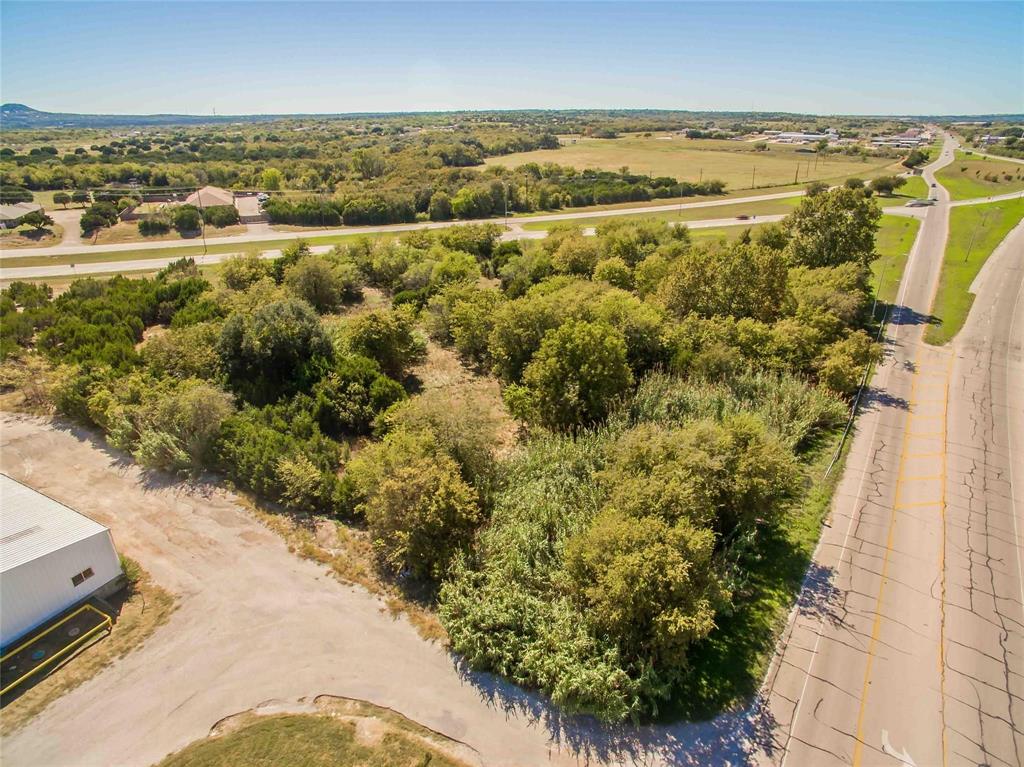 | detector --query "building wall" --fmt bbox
[1,530,122,647]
